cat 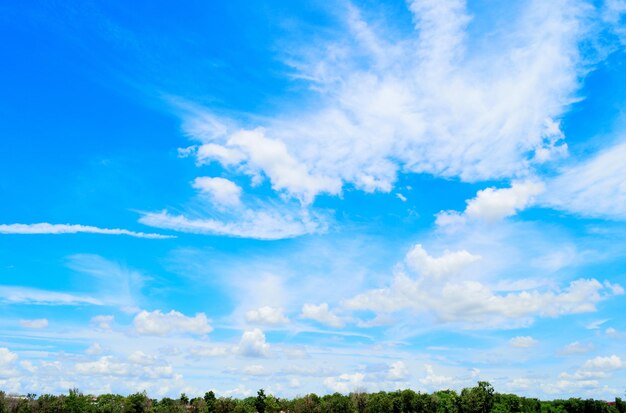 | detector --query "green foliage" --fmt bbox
[0,382,624,413]
[460,382,495,413]
[124,392,149,413]
[255,390,266,413]
[205,391,217,413]
[0,392,7,413]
